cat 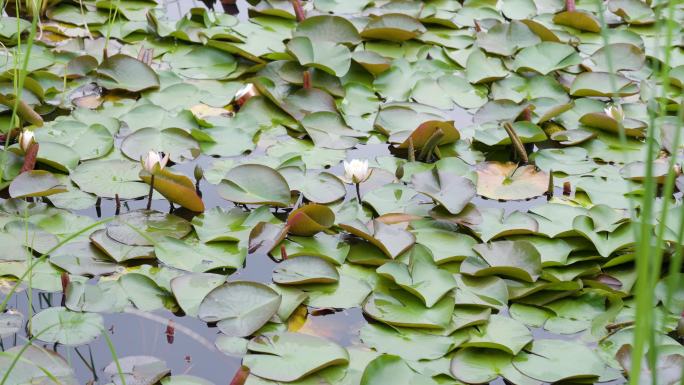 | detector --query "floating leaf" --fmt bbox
[243,332,349,382]
[218,164,291,207]
[287,36,352,77]
[30,307,103,346]
[512,339,605,382]
[340,219,415,259]
[361,13,427,42]
[9,170,66,198]
[286,204,335,236]
[273,256,339,285]
[198,282,281,337]
[97,54,160,92]
[377,244,457,307]
[140,168,204,212]
[475,162,549,200]
[462,240,542,282]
